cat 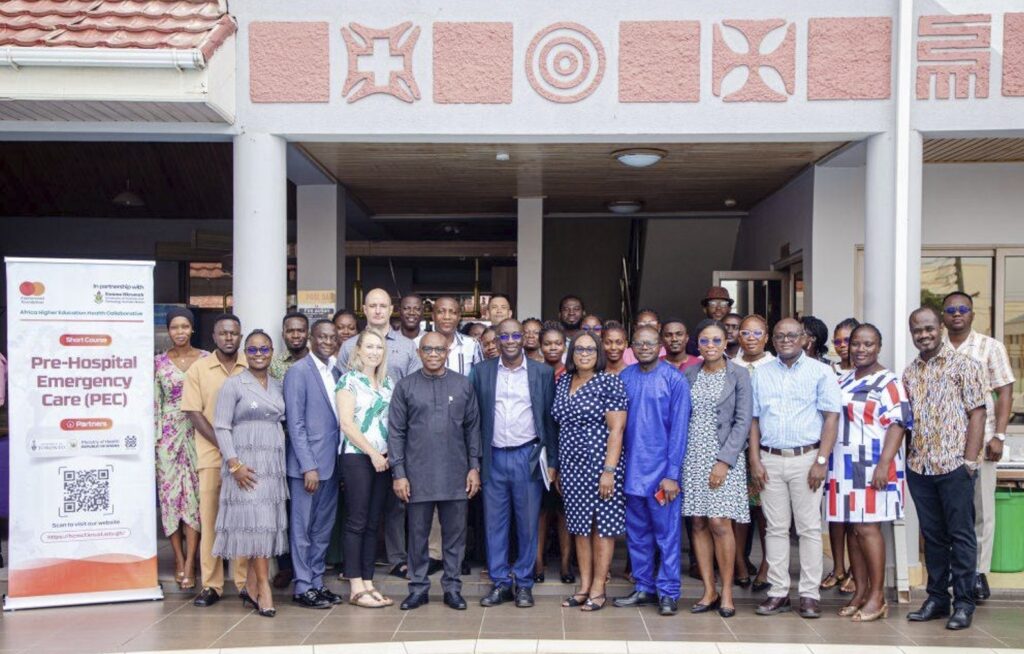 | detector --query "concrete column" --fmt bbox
[517,197,544,320]
[233,132,288,349]
[297,184,346,308]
